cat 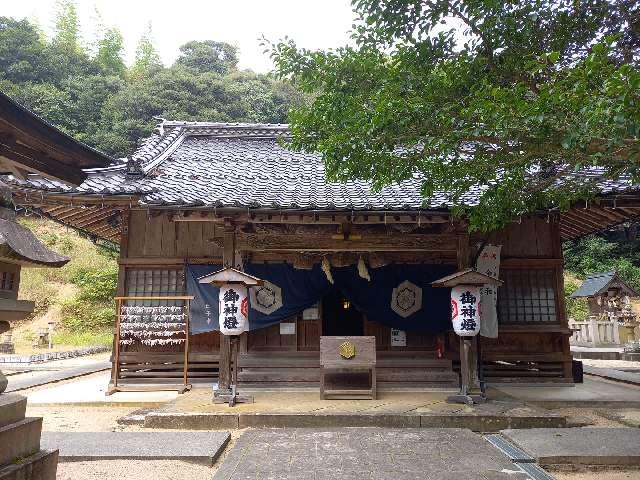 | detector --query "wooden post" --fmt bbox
[110,297,122,392]
[456,233,480,391]
[183,299,191,388]
[217,219,235,393]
